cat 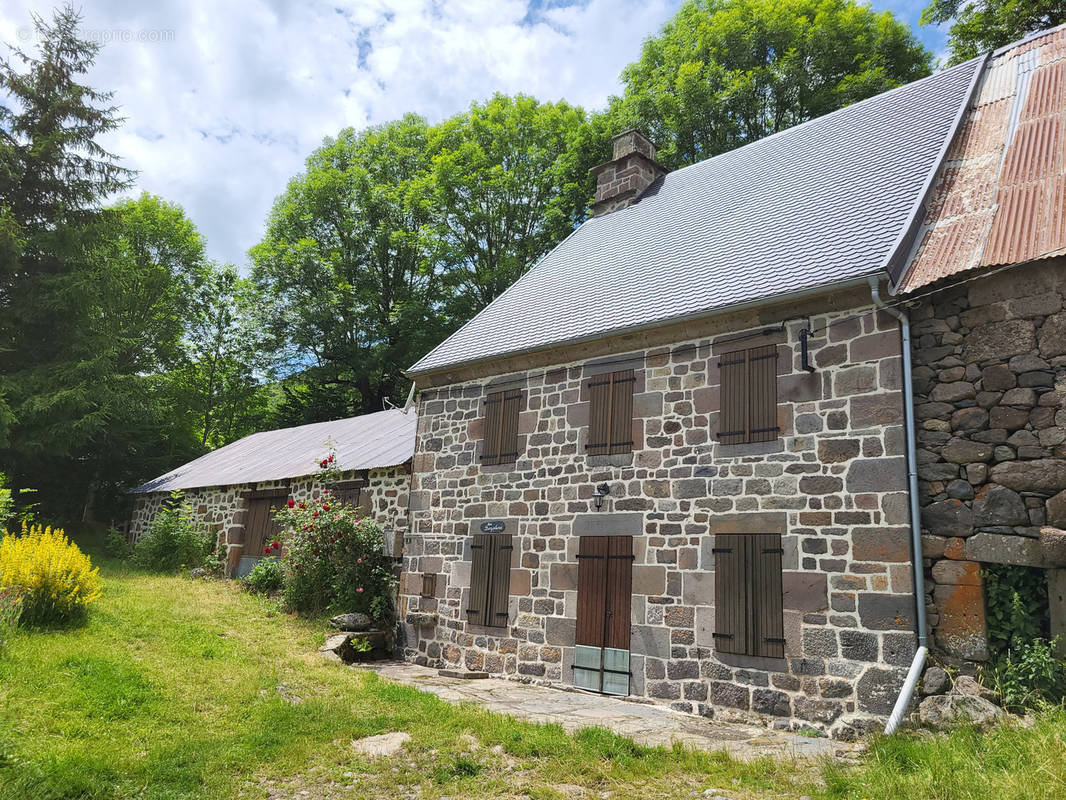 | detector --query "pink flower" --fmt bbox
[356,587,364,593]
